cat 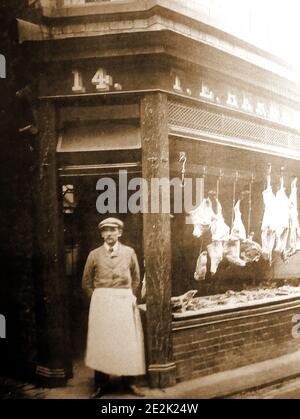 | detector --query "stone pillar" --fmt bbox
[33,100,72,387]
[141,93,176,388]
